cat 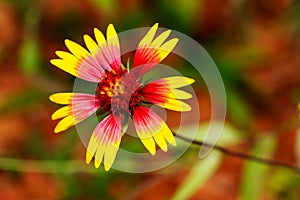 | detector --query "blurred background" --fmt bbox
[0,0,300,199]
